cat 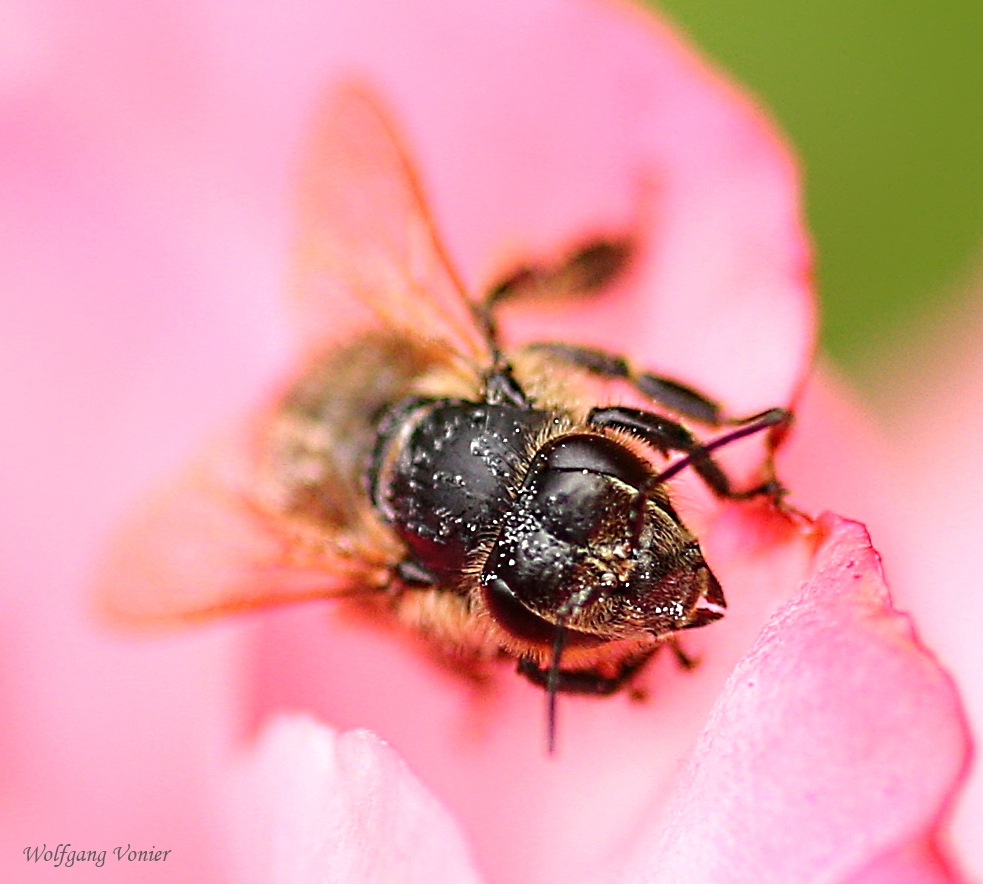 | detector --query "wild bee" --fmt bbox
[102,83,790,751]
